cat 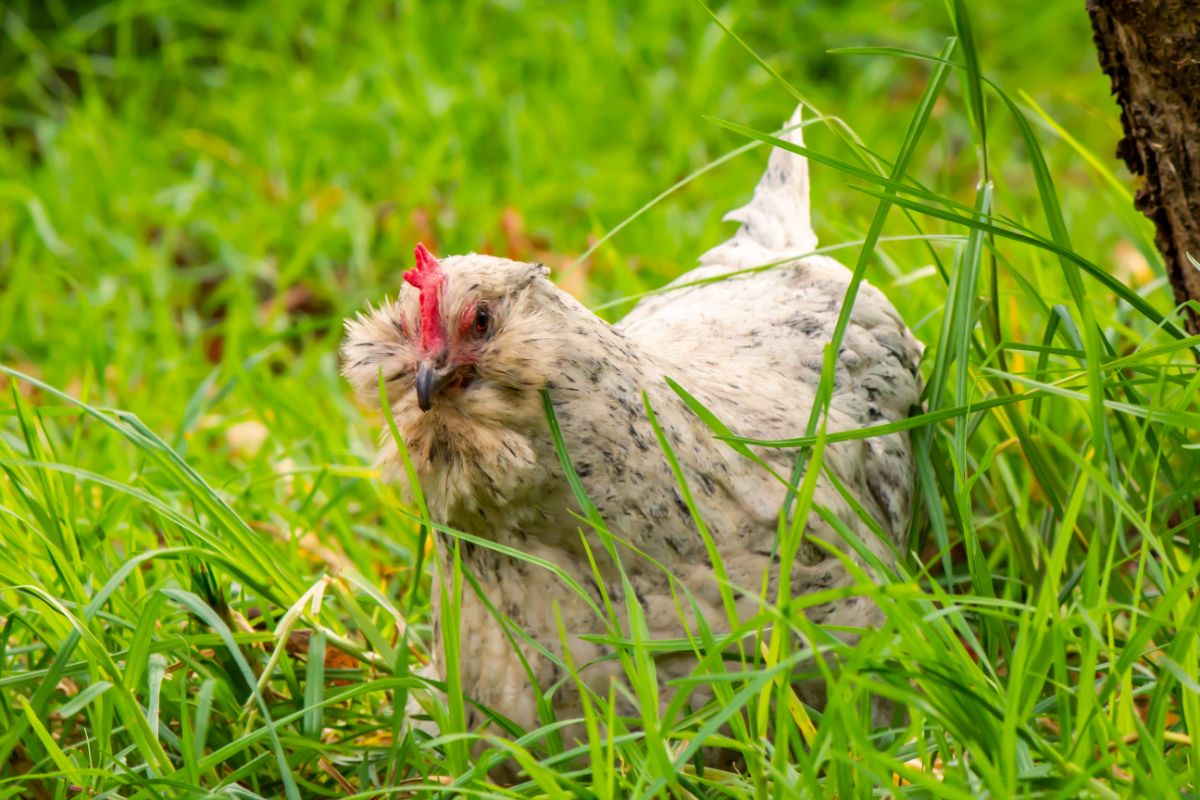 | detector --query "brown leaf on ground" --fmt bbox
[286,629,360,686]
